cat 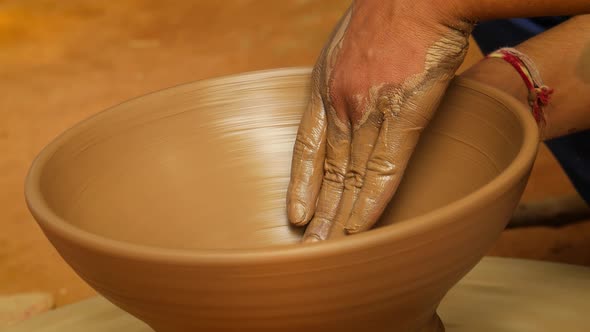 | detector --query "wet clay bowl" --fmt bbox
[25,68,538,332]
